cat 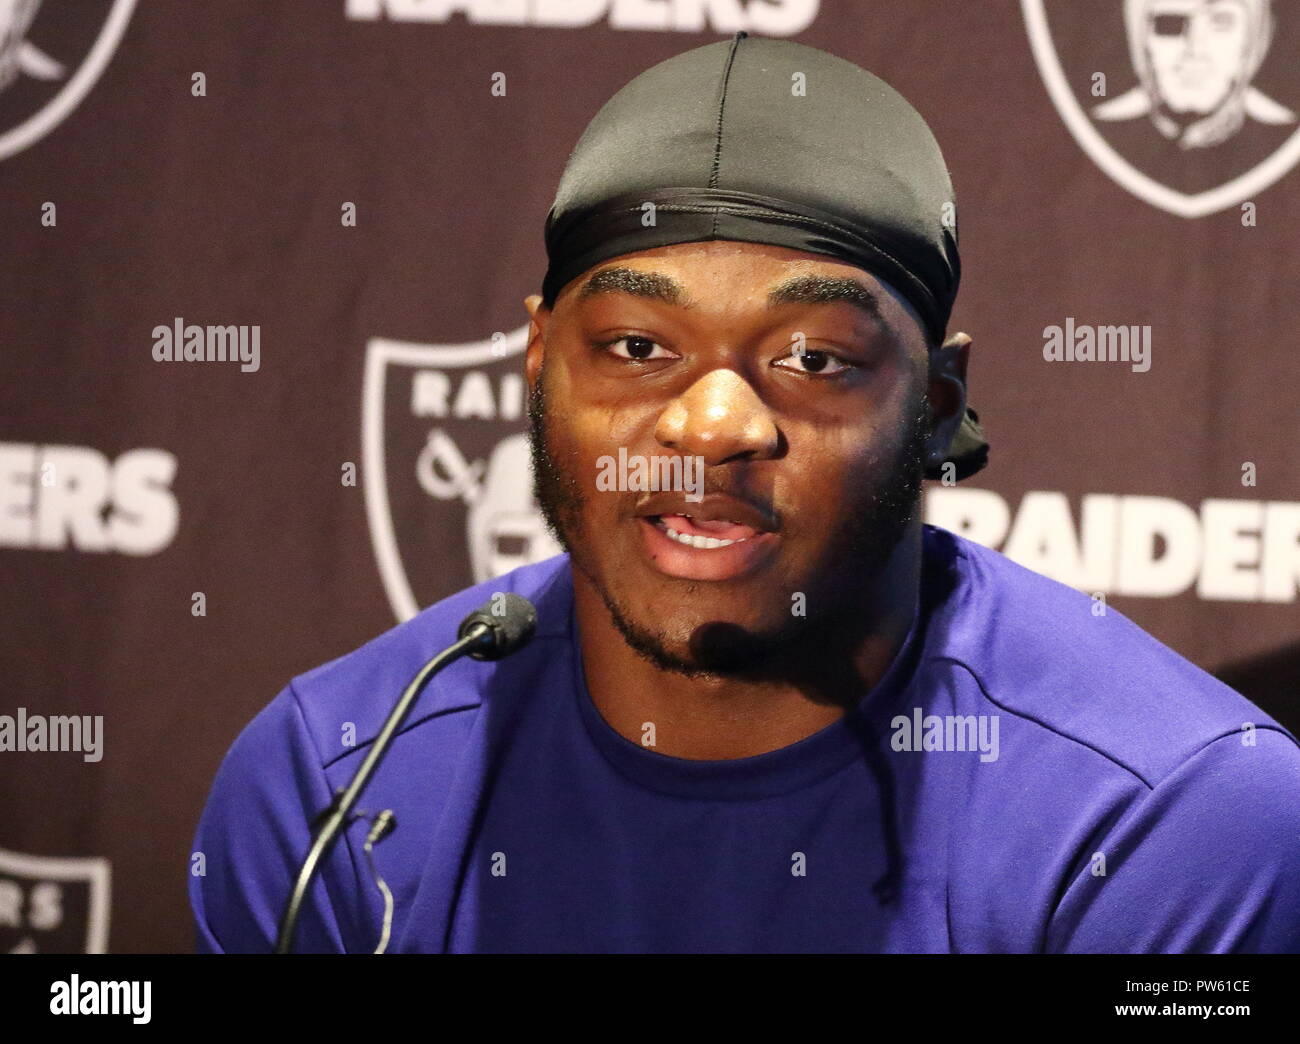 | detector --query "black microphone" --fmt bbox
[457,593,538,660]
[275,593,538,954]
